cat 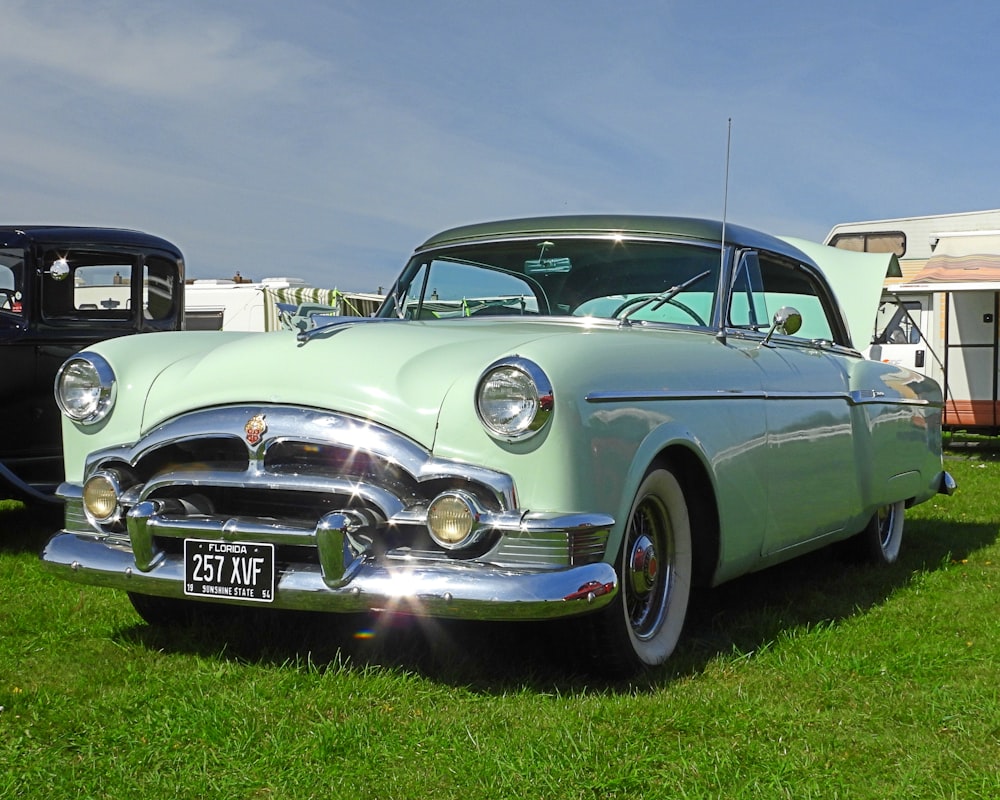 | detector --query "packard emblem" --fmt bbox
[244,413,267,446]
